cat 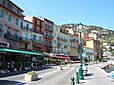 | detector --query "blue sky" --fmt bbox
[12,0,114,30]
